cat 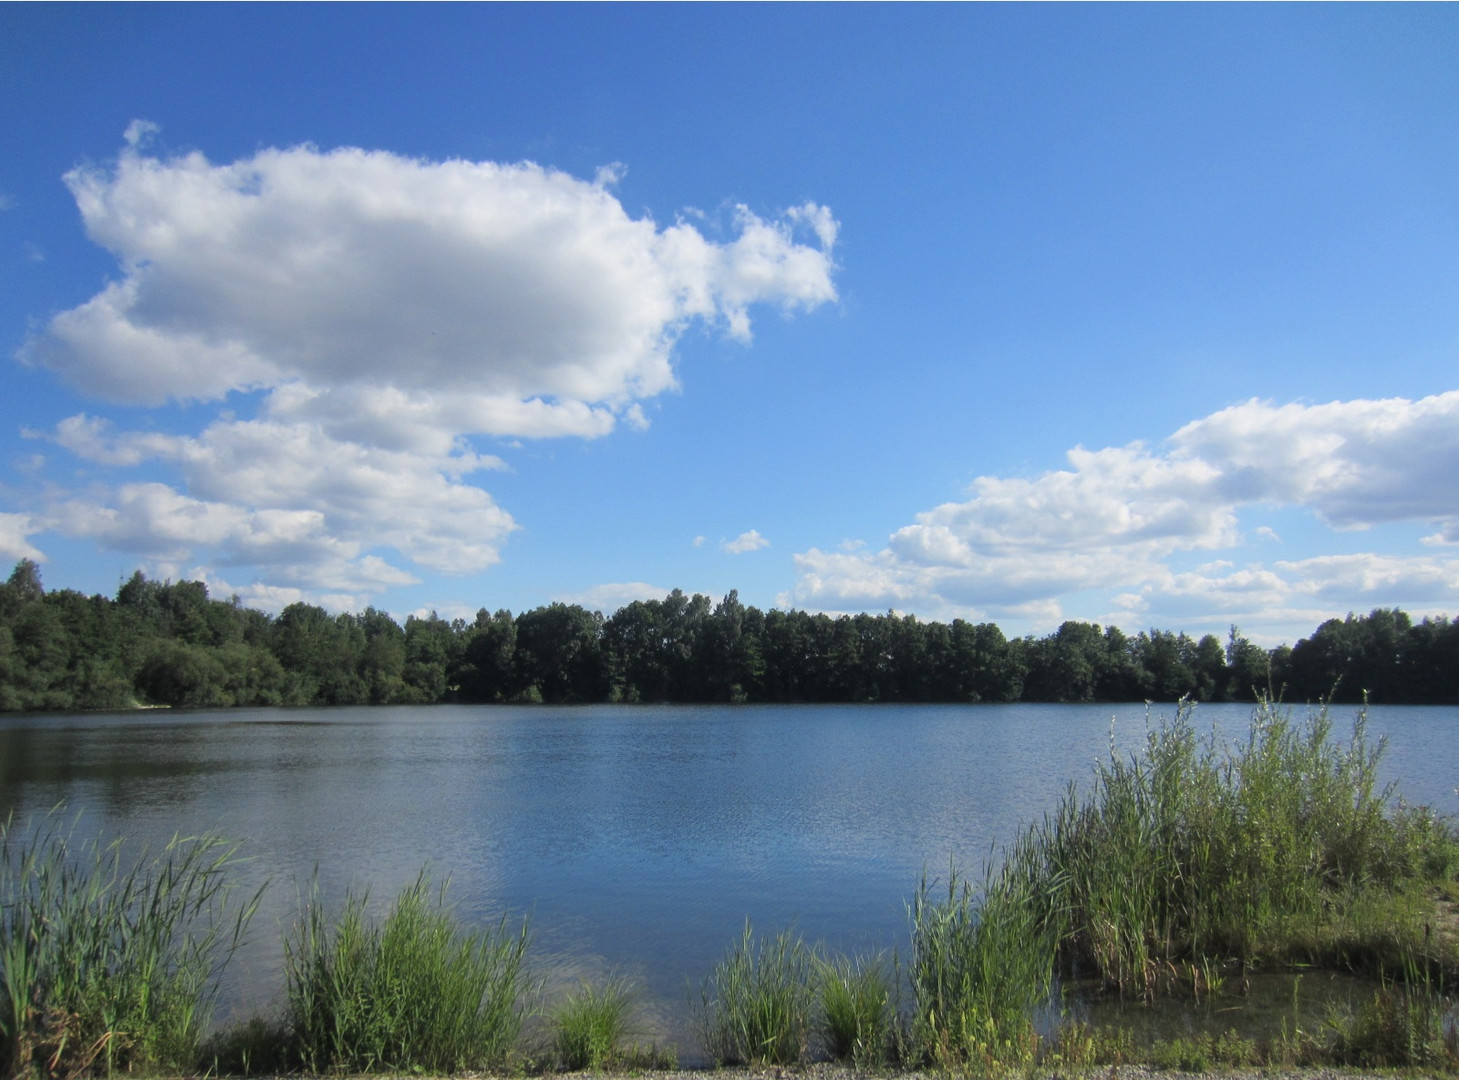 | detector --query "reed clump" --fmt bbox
[696,922,817,1066]
[1028,697,1459,993]
[902,696,1459,1070]
[282,871,530,1074]
[551,973,642,1071]
[0,813,258,1080]
[907,858,1056,1070]
[817,950,897,1066]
